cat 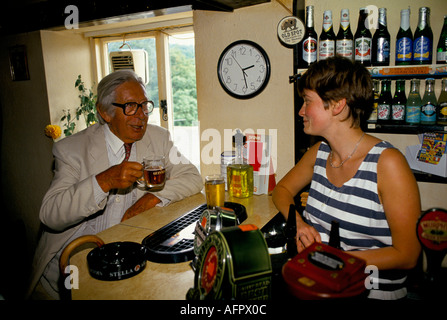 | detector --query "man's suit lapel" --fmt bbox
[136,128,153,162]
[87,124,109,174]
